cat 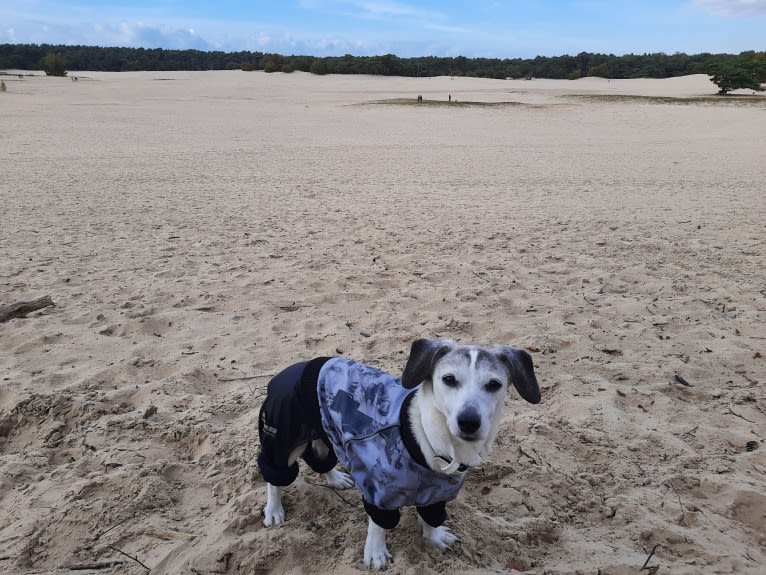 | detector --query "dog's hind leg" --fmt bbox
[263,442,307,526]
[311,439,353,489]
[418,516,459,550]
